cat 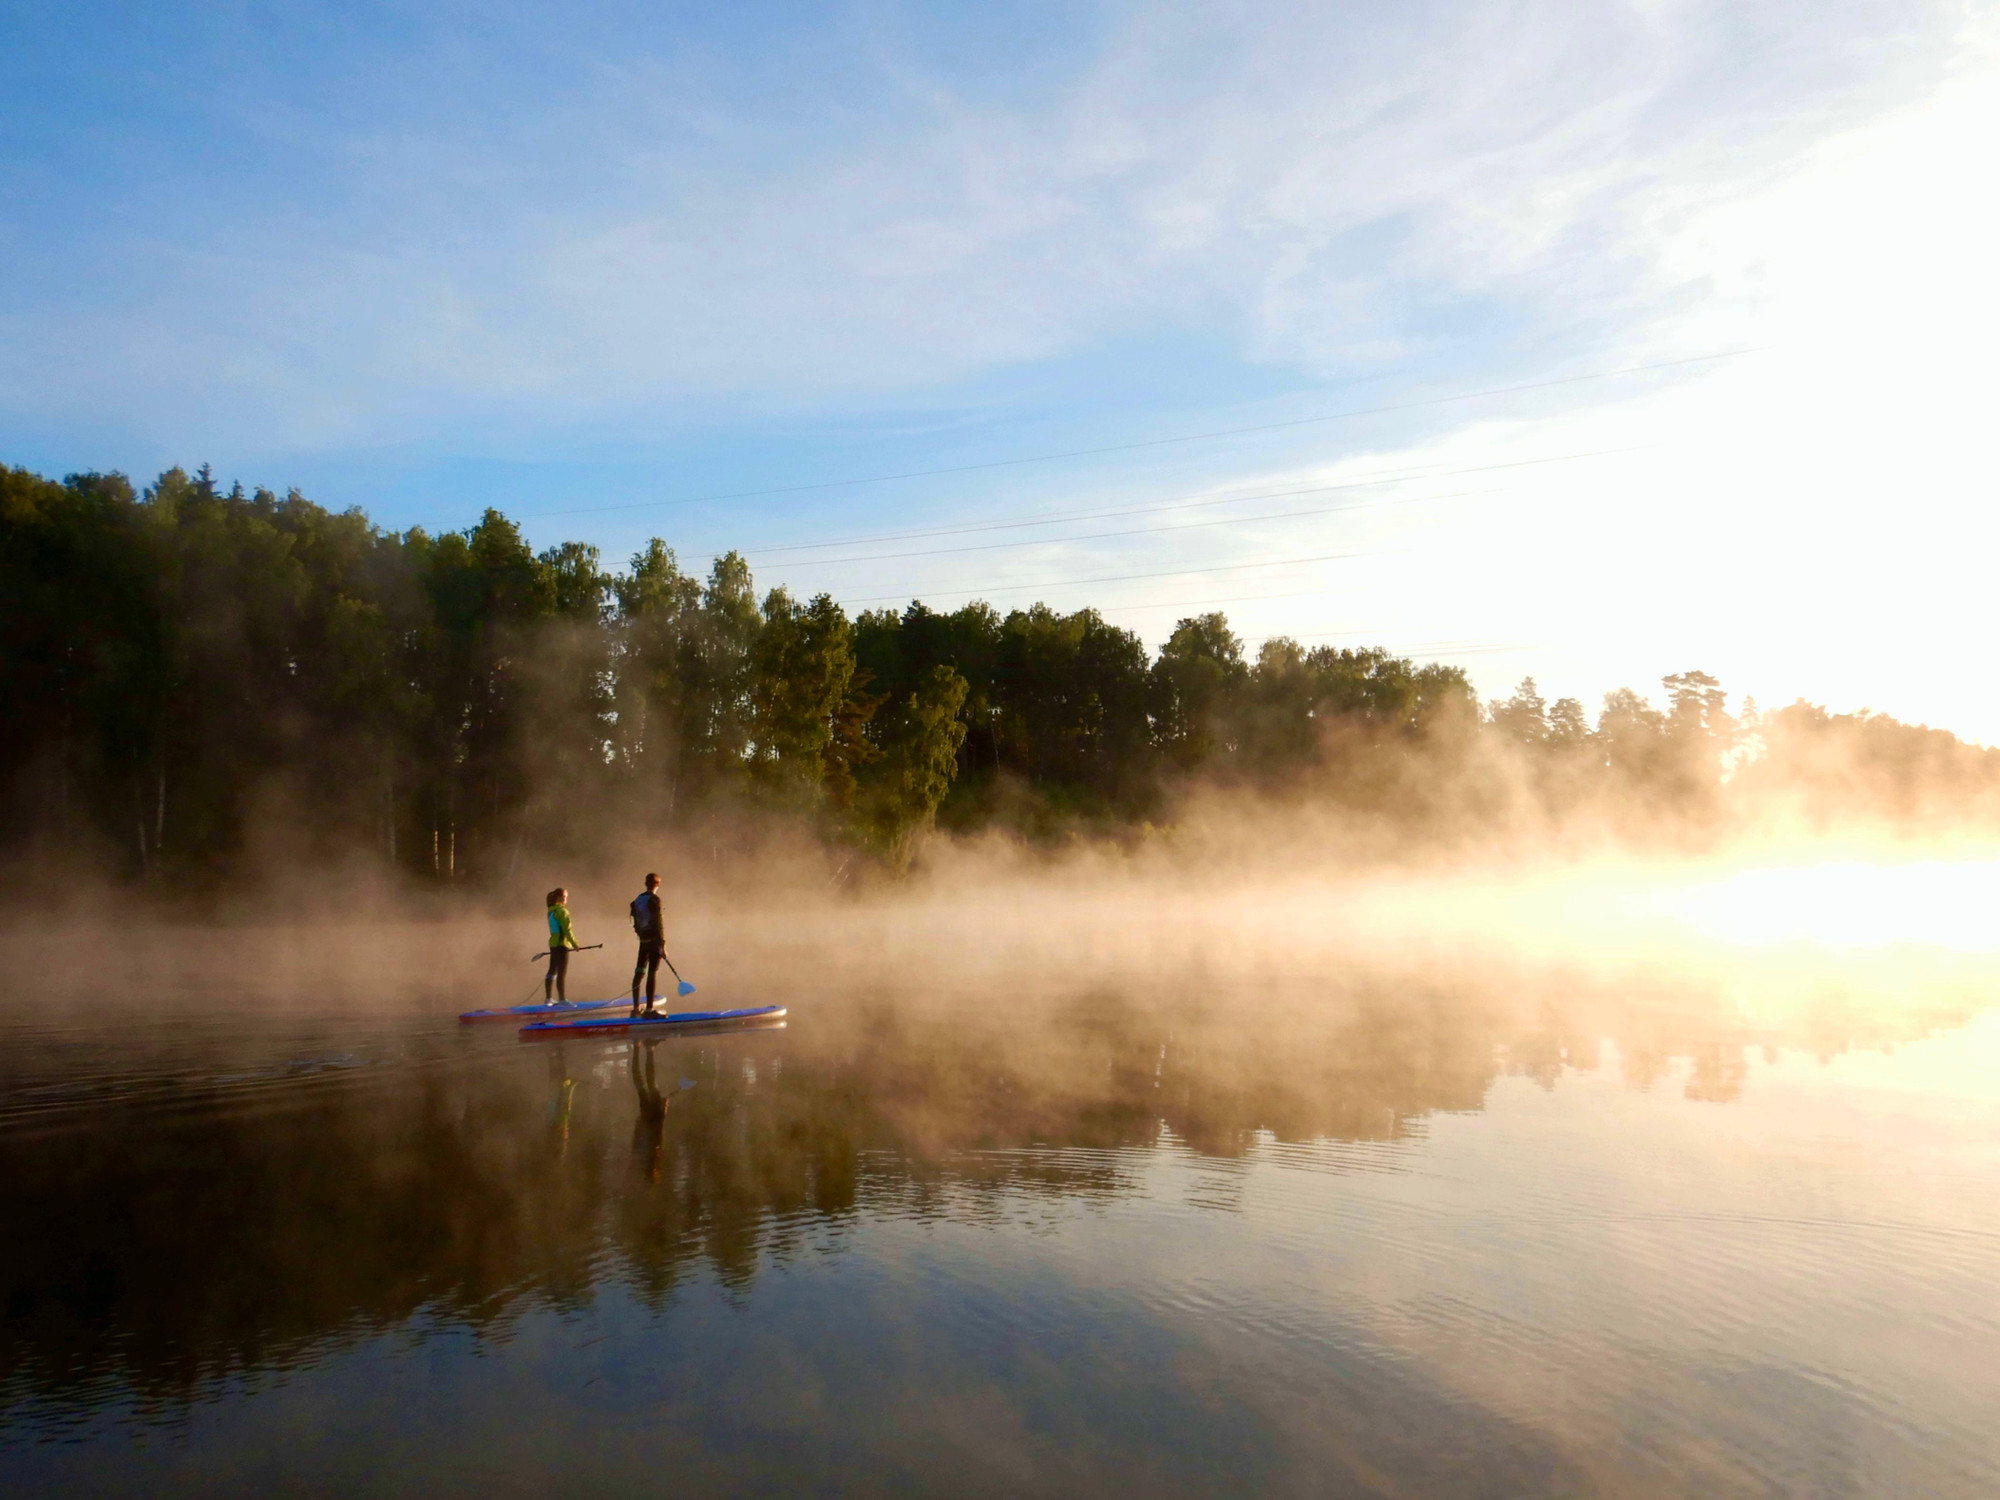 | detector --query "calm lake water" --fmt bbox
[3,939,1998,1497]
